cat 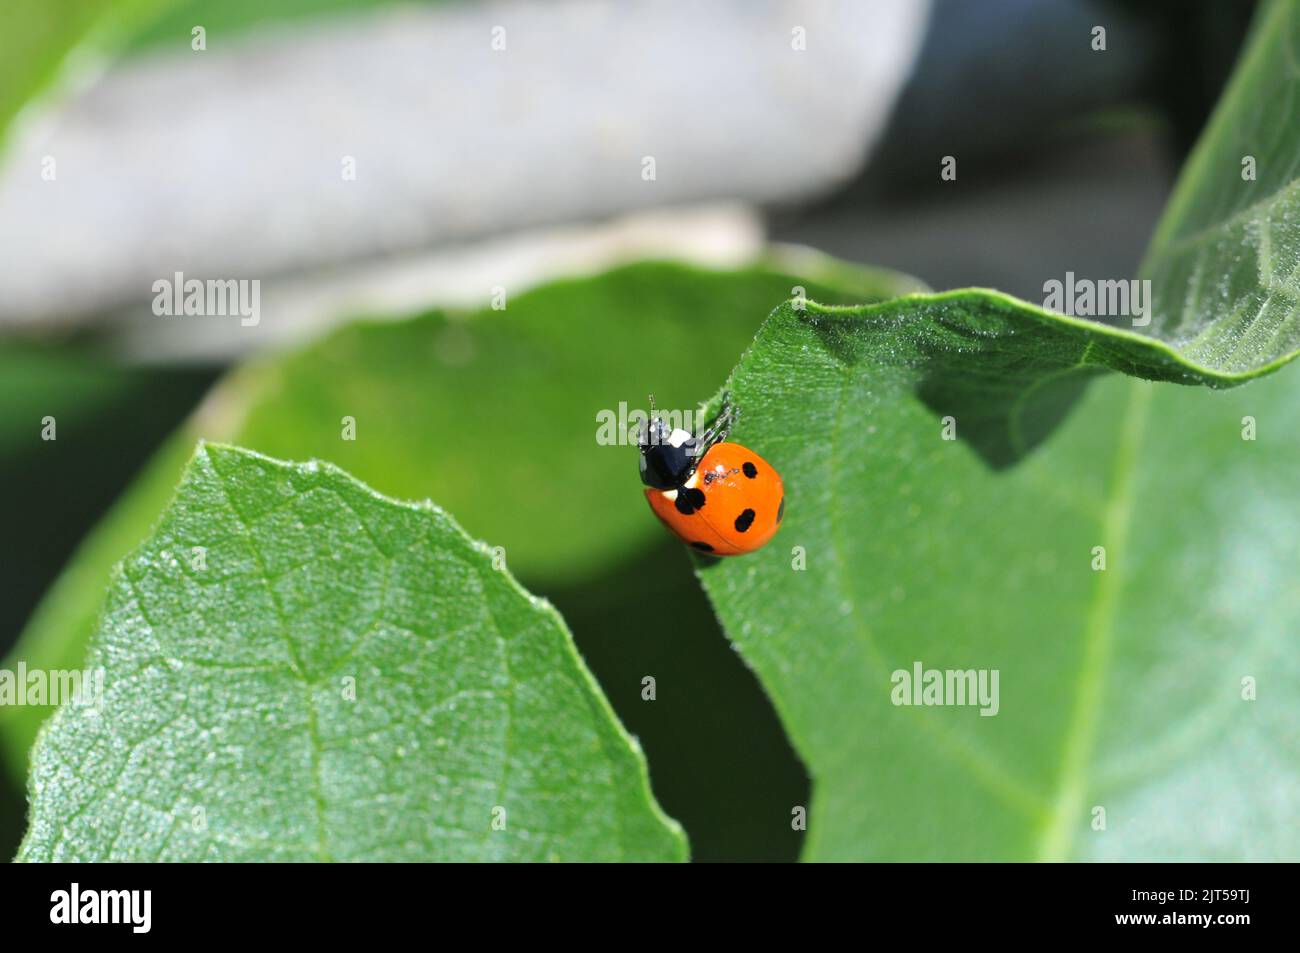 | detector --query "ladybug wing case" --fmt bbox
[645,442,784,556]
